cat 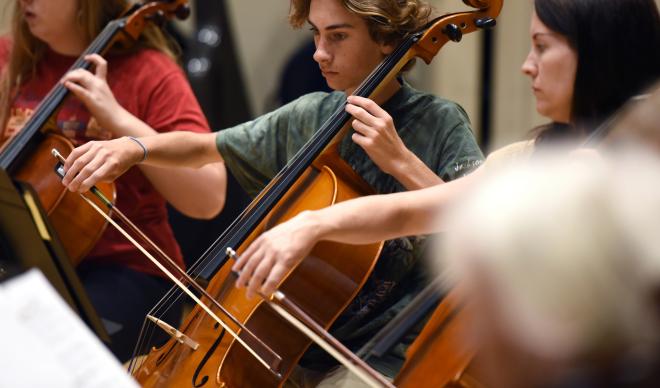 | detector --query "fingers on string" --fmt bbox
[235,246,264,288]
[347,95,386,118]
[85,54,108,80]
[63,79,93,102]
[234,239,260,273]
[346,103,377,128]
[352,132,374,149]
[351,118,376,137]
[62,68,94,88]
